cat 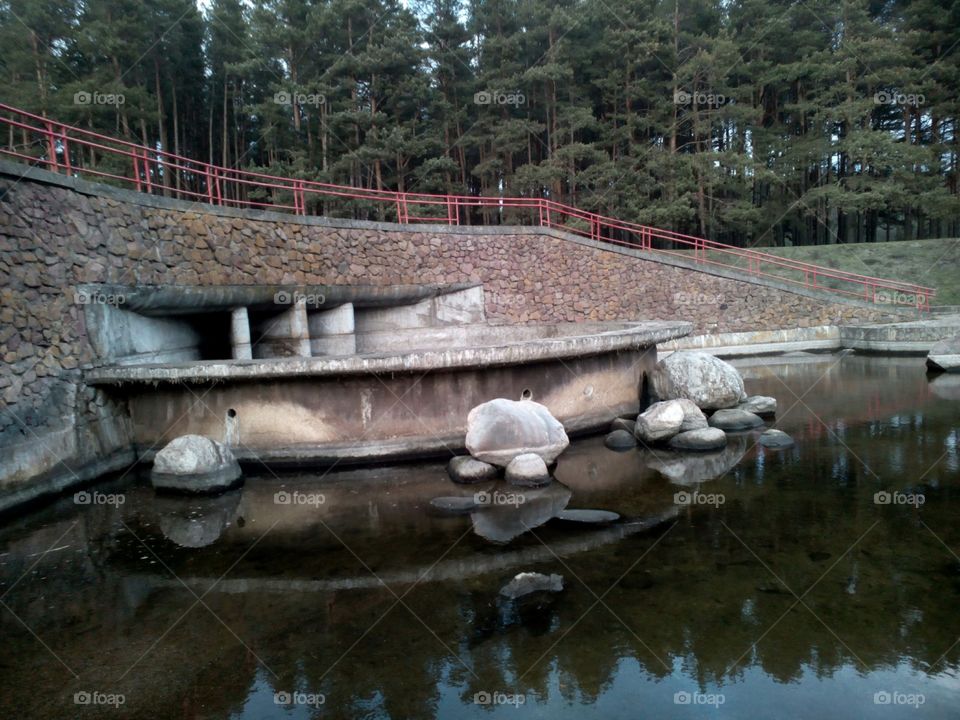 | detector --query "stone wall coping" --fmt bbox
[0,158,914,314]
[84,320,691,384]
